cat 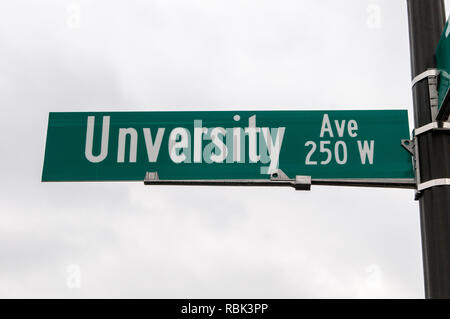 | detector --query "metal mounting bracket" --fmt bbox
[408,122,450,199]
[411,69,440,119]
[144,170,415,190]
[401,137,421,199]
[269,169,312,190]
[144,169,312,191]
[401,139,414,155]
